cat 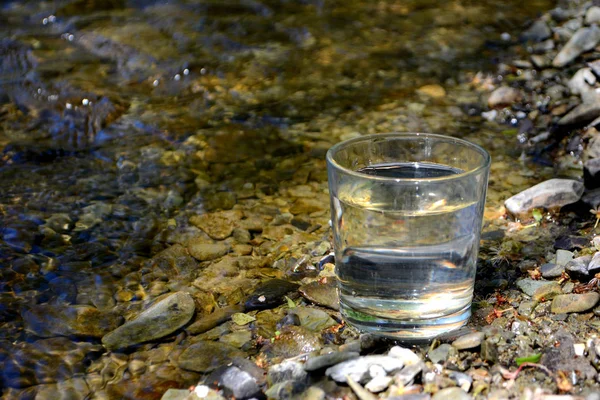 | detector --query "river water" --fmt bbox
[0,0,558,398]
